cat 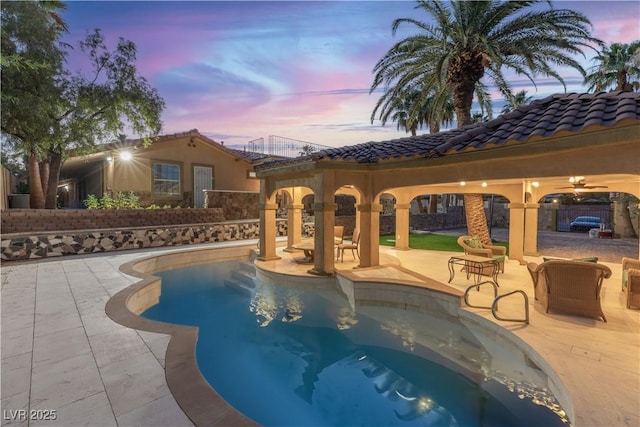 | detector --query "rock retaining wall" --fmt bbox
[2,219,288,261]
